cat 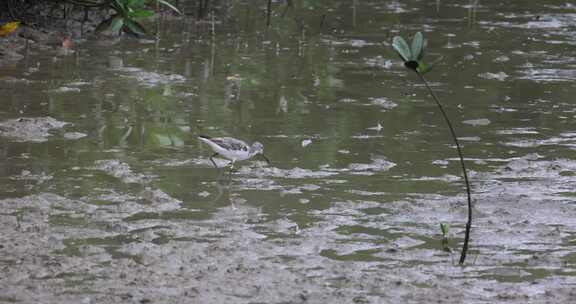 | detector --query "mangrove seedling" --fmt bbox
[392,32,472,265]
